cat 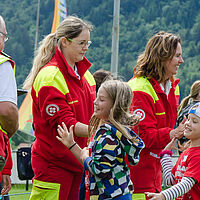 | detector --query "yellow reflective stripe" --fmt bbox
[68,100,78,105]
[132,193,146,199]
[84,70,96,86]
[156,112,165,115]
[175,84,180,96]
[0,55,9,64]
[33,179,60,189]
[33,66,69,97]
[0,55,15,74]
[0,126,7,135]
[128,77,159,103]
[30,179,60,200]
